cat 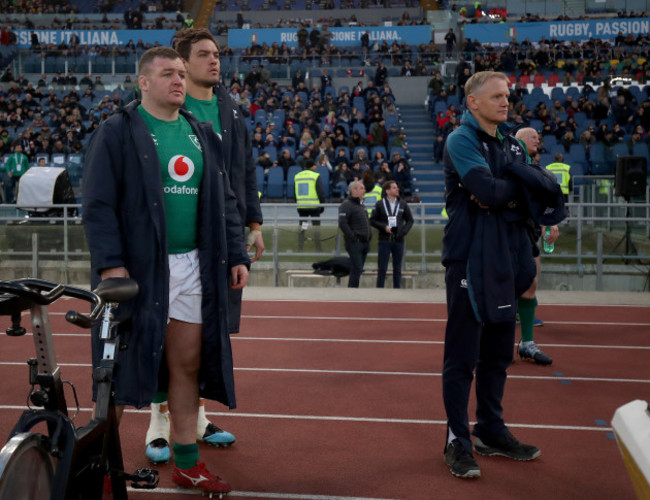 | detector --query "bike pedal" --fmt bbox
[128,468,159,489]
